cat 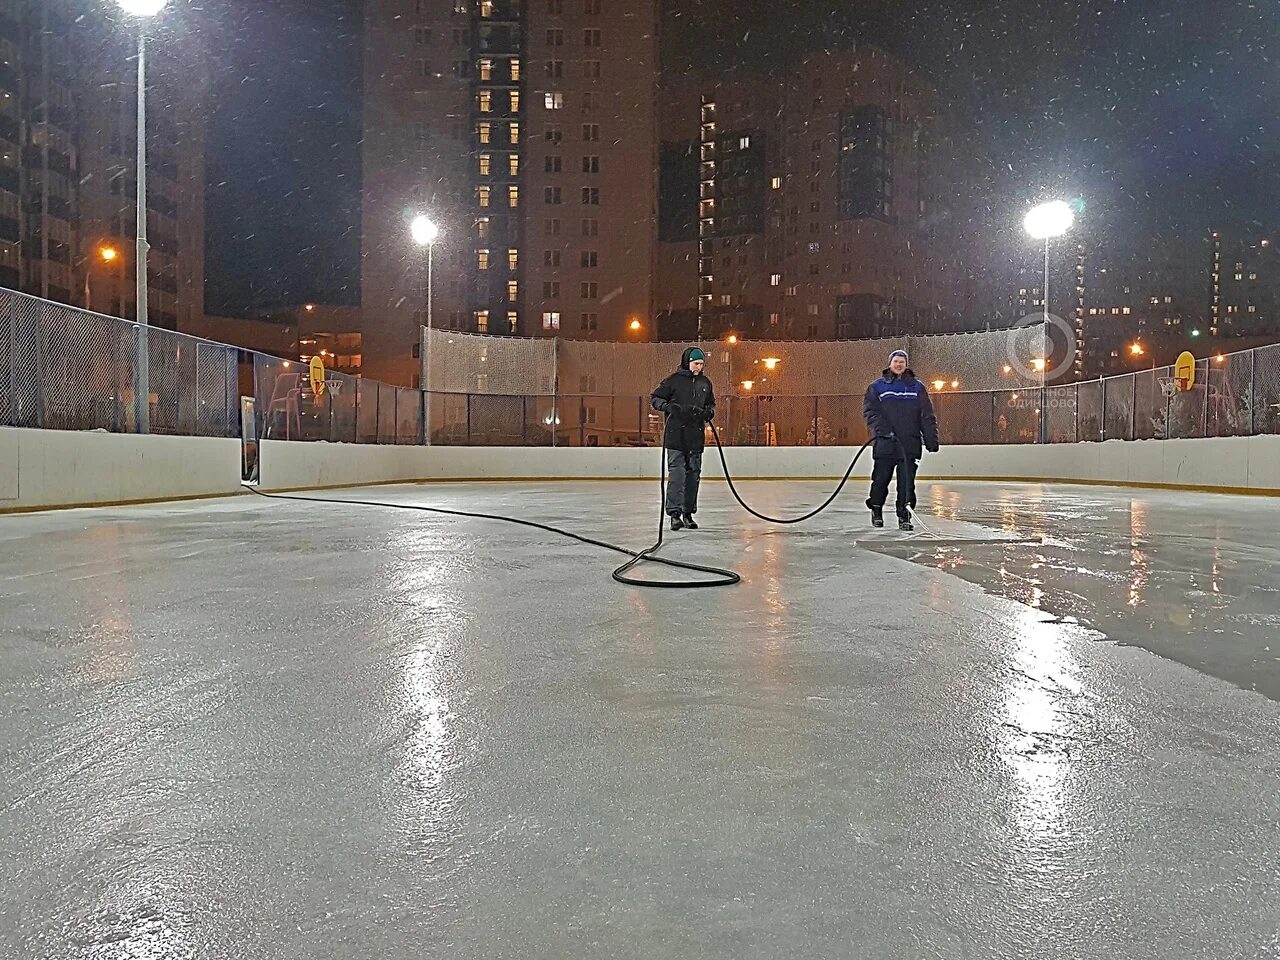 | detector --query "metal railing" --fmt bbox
[4,287,1280,448]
